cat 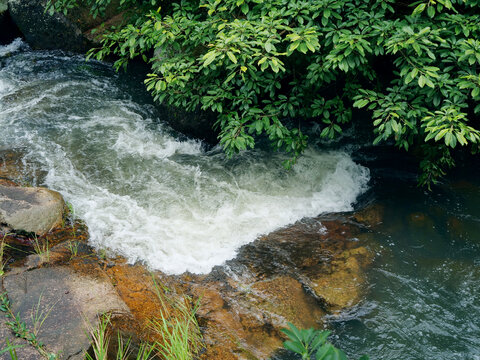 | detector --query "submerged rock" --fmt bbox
[0,185,65,236]
[183,217,374,359]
